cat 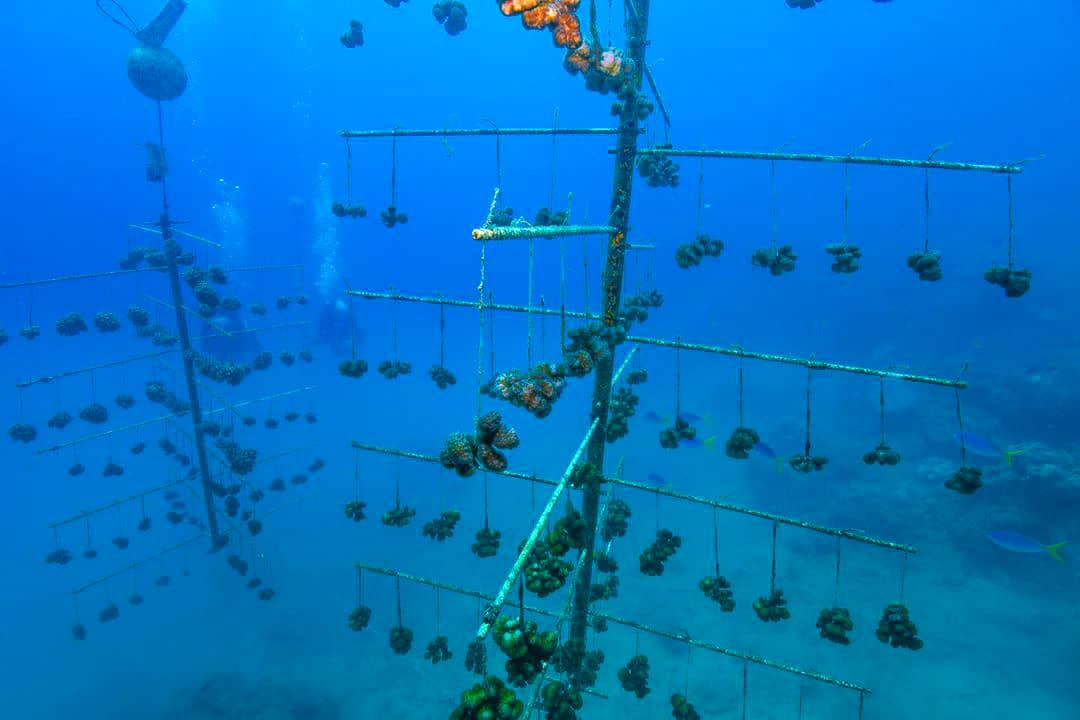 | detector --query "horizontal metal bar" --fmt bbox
[0,267,160,291]
[348,454,914,554]
[345,289,600,322]
[592,611,871,694]
[339,127,625,139]
[630,147,1022,174]
[70,497,305,597]
[613,478,916,554]
[36,386,315,455]
[627,335,965,389]
[48,478,188,529]
[16,349,178,389]
[473,224,616,241]
[355,562,868,696]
